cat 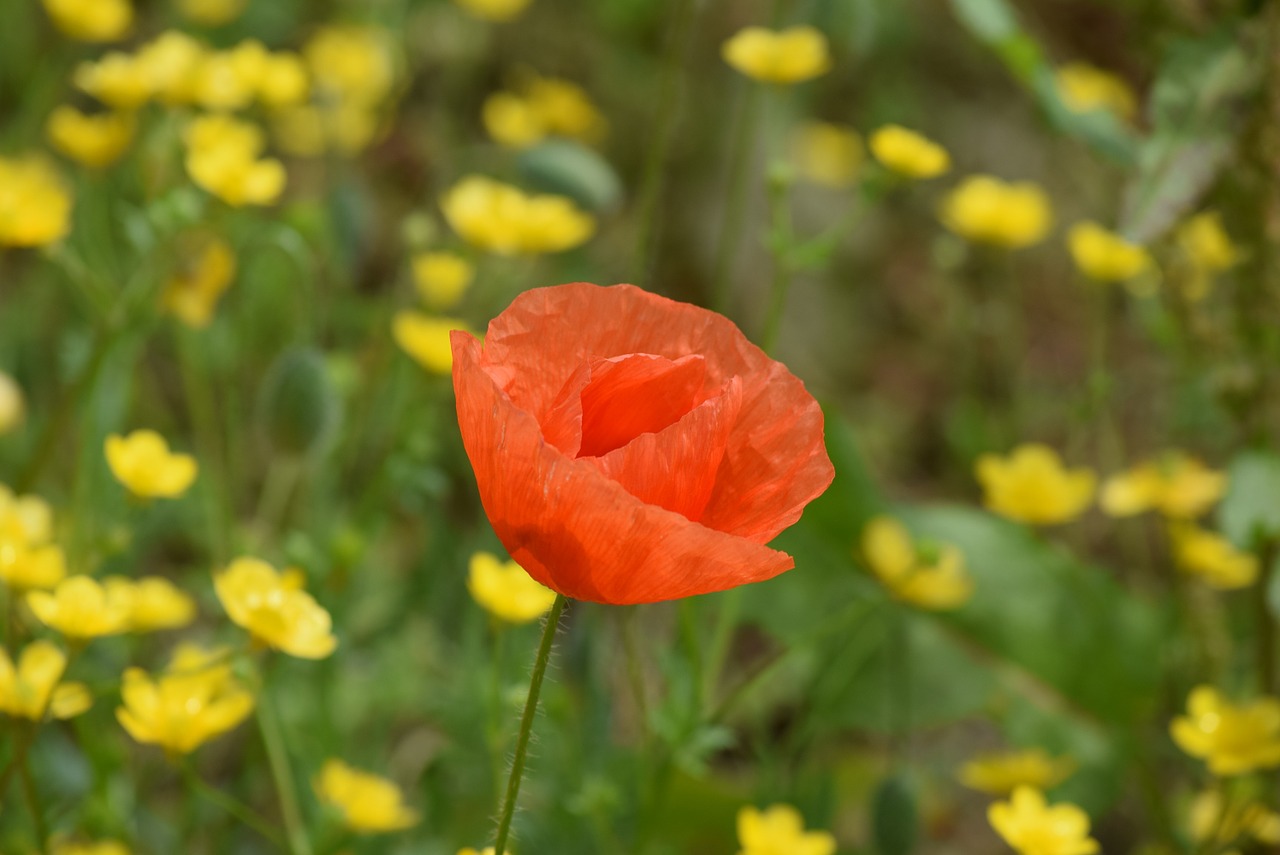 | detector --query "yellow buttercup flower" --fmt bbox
[314,759,420,833]
[458,849,508,855]
[467,551,558,624]
[869,125,950,179]
[116,656,254,755]
[0,486,53,548]
[74,52,152,109]
[46,107,135,169]
[42,0,132,42]
[736,804,836,855]
[51,841,131,855]
[135,31,208,106]
[959,748,1075,795]
[1067,221,1152,283]
[305,26,395,108]
[1055,62,1136,122]
[179,0,248,27]
[940,175,1053,249]
[0,155,73,248]
[976,444,1095,525]
[393,312,471,375]
[0,543,68,591]
[525,74,607,142]
[0,641,92,721]
[0,371,24,434]
[1189,789,1280,850]
[1100,452,1224,520]
[441,175,595,255]
[107,576,198,631]
[1172,686,1280,776]
[163,234,237,328]
[453,0,532,22]
[105,430,198,499]
[411,251,474,309]
[791,122,863,189]
[258,52,310,108]
[192,40,269,111]
[184,114,286,207]
[989,787,1099,855]
[1177,211,1239,302]
[215,557,337,659]
[860,516,973,610]
[722,26,832,85]
[1169,524,1257,590]
[483,92,546,148]
[27,576,133,639]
